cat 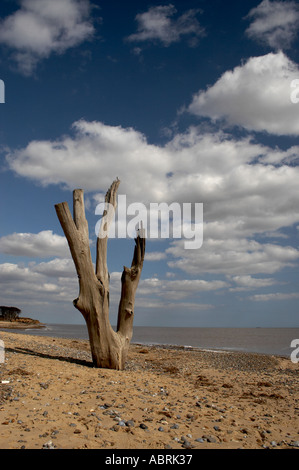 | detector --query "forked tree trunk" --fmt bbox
[55,179,145,369]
